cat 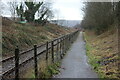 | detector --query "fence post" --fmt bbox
[62,37,64,56]
[71,34,73,43]
[15,47,19,80]
[34,45,38,78]
[68,35,70,45]
[56,39,59,61]
[62,37,64,57]
[64,36,66,53]
[46,42,49,65]
[69,34,71,44]
[59,39,61,60]
[66,36,67,51]
[60,38,62,59]
[51,41,54,63]
[66,35,69,50]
